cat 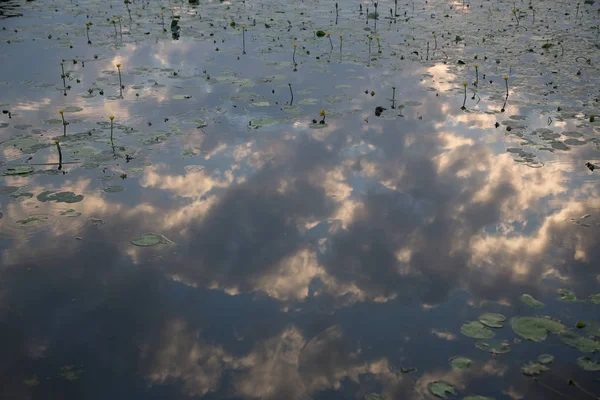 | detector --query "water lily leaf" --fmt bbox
[3,165,34,176]
[59,209,81,217]
[2,137,39,149]
[251,101,270,107]
[63,106,83,113]
[23,375,40,387]
[428,381,457,398]
[511,317,565,342]
[365,395,385,400]
[461,321,495,339]
[103,186,124,193]
[450,356,472,369]
[17,216,48,226]
[538,354,554,364]
[522,362,549,376]
[60,365,83,381]
[37,191,84,203]
[478,313,506,328]
[131,233,173,247]
[577,357,600,371]
[521,294,544,307]
[589,294,600,304]
[557,289,578,302]
[559,331,600,352]
[0,186,19,194]
[475,339,511,354]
